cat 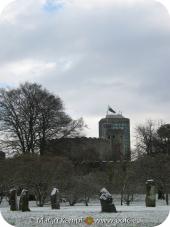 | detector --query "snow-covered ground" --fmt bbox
[0,194,169,227]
